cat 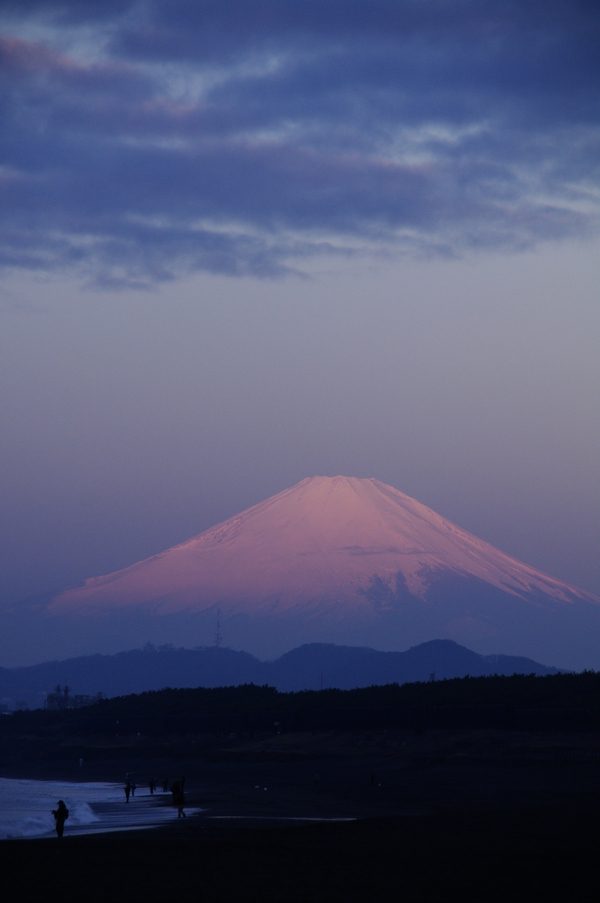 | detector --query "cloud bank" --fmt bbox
[1,1,599,285]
